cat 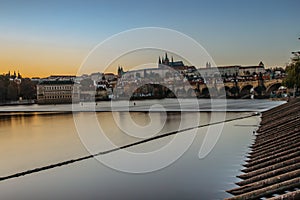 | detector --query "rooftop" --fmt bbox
[39,80,75,85]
